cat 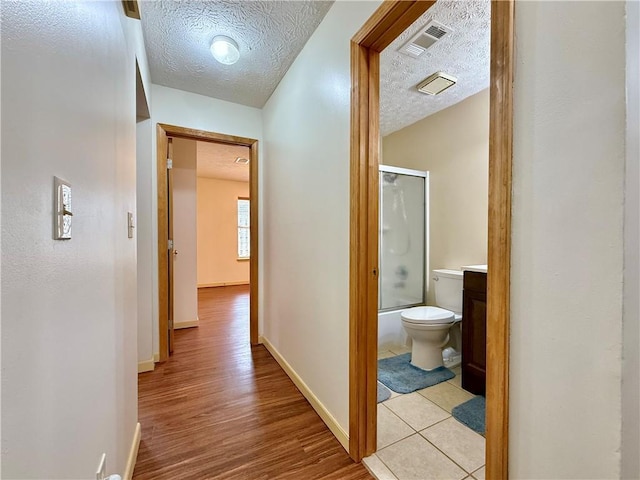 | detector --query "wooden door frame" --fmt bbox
[157,123,259,362]
[349,2,514,479]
